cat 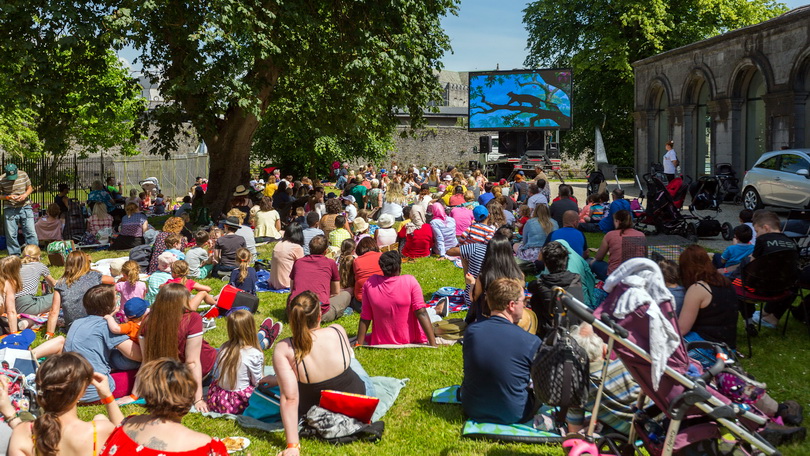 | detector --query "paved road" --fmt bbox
[550,179,792,252]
